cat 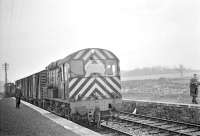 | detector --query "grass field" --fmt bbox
[121,75,199,104]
